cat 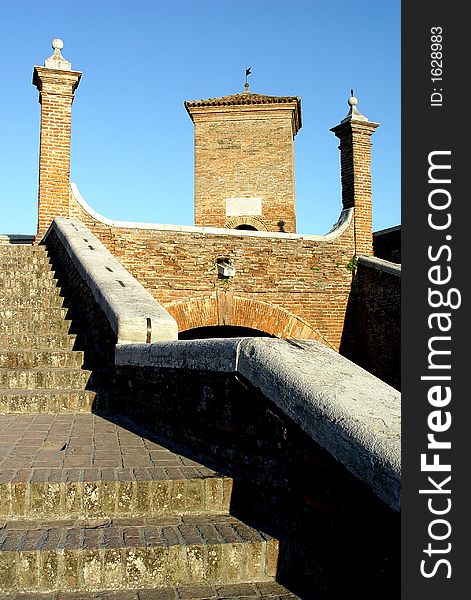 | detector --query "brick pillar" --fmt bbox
[330,93,379,256]
[33,39,81,240]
